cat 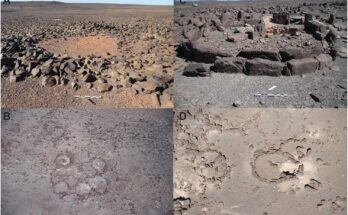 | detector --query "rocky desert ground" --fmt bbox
[174,0,347,108]
[1,2,174,108]
[1,109,173,215]
[174,108,346,215]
